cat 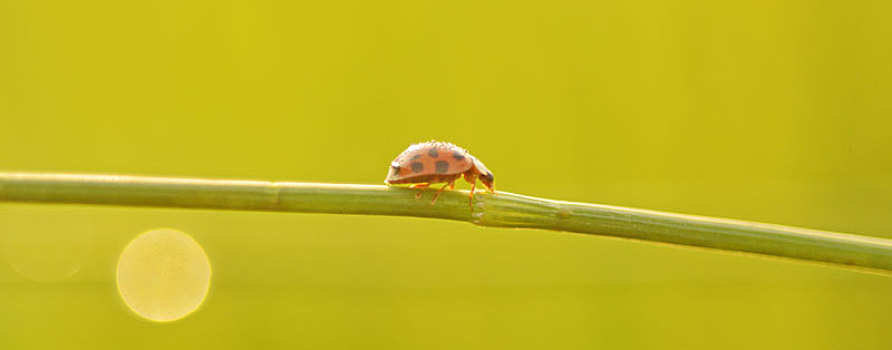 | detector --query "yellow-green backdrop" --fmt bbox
[1,0,891,348]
